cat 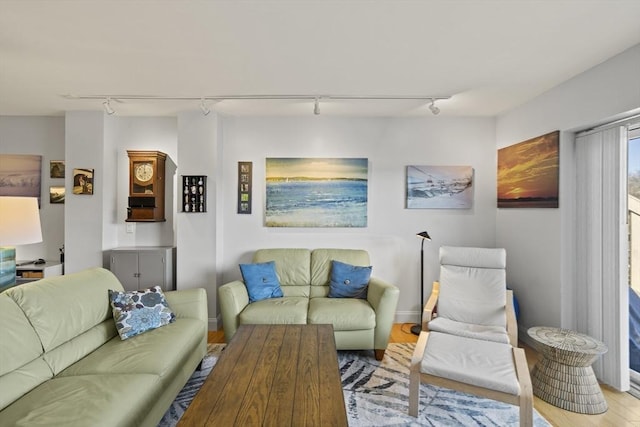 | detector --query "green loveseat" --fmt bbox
[0,267,207,427]
[219,248,399,360]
